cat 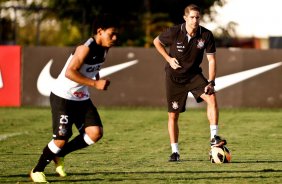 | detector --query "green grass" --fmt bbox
[0,107,282,183]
